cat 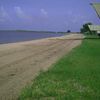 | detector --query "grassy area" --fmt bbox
[85,34,99,39]
[19,38,100,100]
